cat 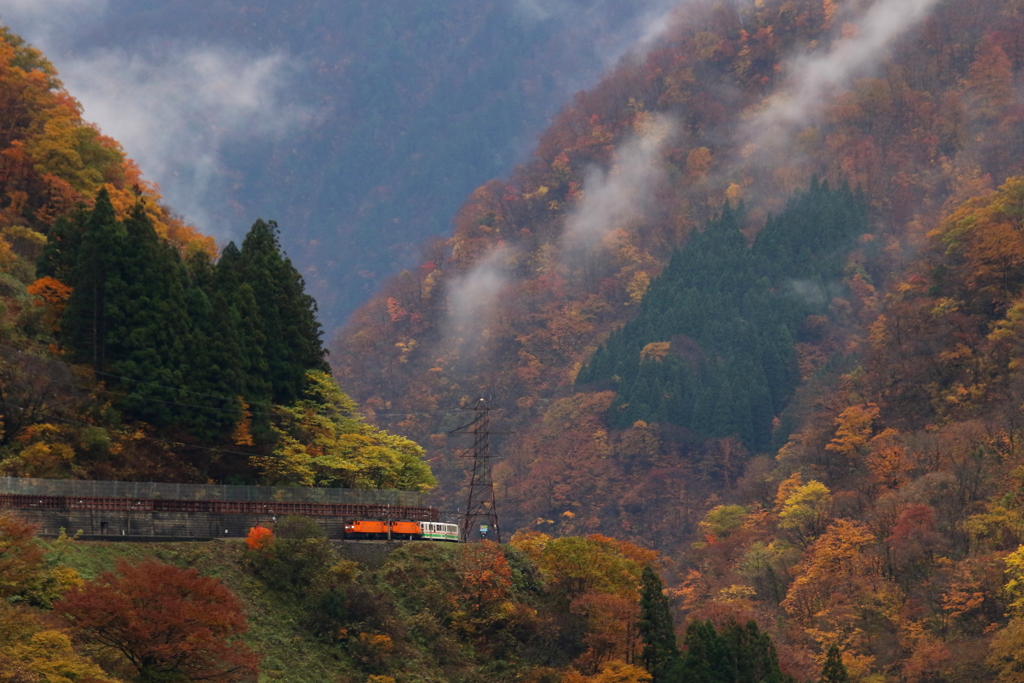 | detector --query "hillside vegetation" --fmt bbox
[1,516,814,683]
[10,0,1024,680]
[334,0,1024,679]
[0,27,433,490]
